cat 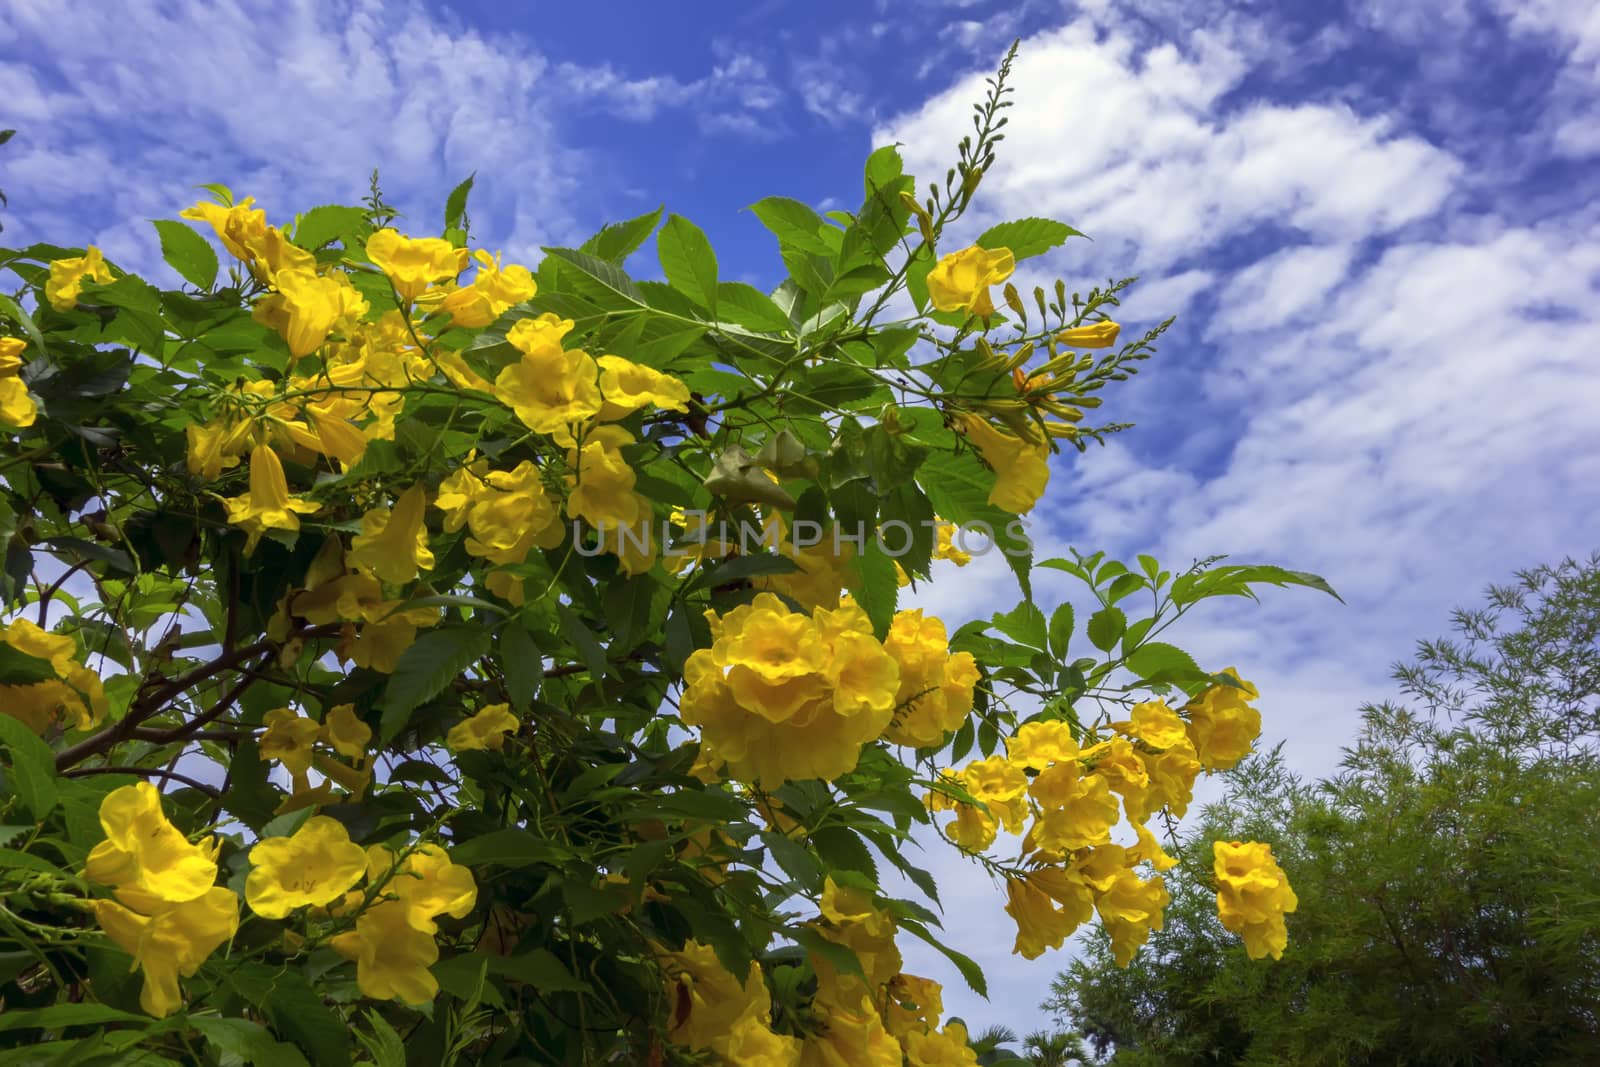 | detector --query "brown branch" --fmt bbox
[61,765,222,797]
[55,623,340,771]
